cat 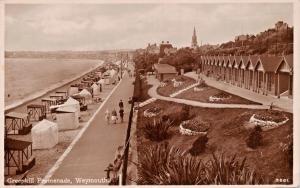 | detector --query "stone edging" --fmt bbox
[249,114,289,131]
[179,121,207,136]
